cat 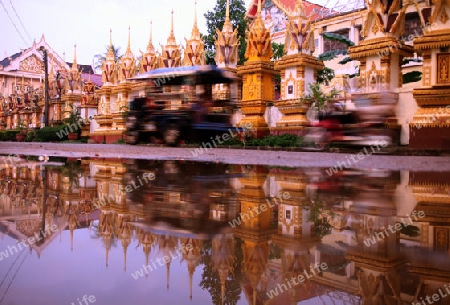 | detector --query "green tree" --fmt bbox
[317,32,358,81]
[203,0,248,65]
[199,238,244,305]
[271,42,284,60]
[300,83,341,113]
[93,45,122,73]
